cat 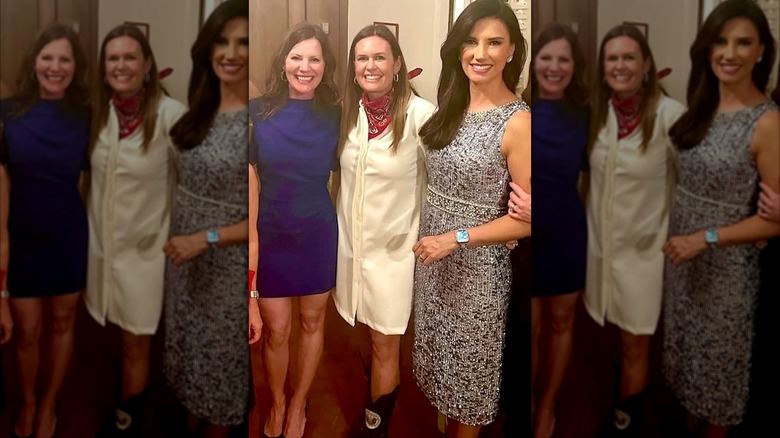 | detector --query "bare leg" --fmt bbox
[368,328,401,401]
[202,422,231,438]
[530,297,542,416]
[258,297,292,437]
[445,419,481,438]
[35,292,81,438]
[618,331,650,400]
[534,292,579,438]
[9,297,43,437]
[119,330,152,400]
[699,420,730,438]
[285,290,330,438]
